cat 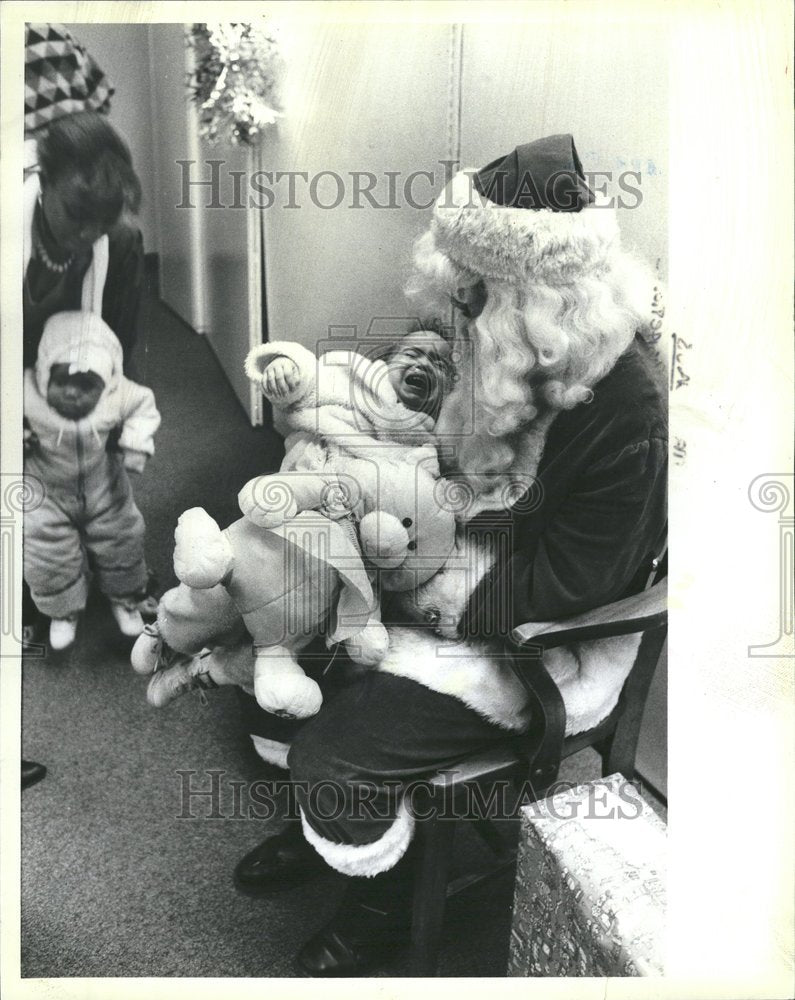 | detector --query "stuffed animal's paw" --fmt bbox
[173,508,234,588]
[238,476,299,528]
[344,622,389,666]
[253,654,322,719]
